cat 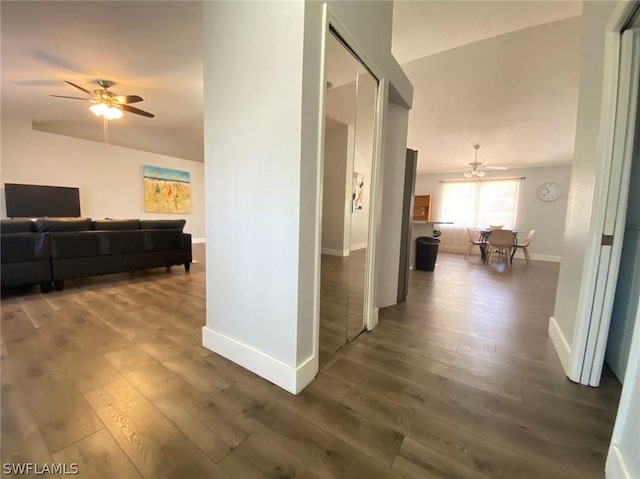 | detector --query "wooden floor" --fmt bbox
[1,249,622,478]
